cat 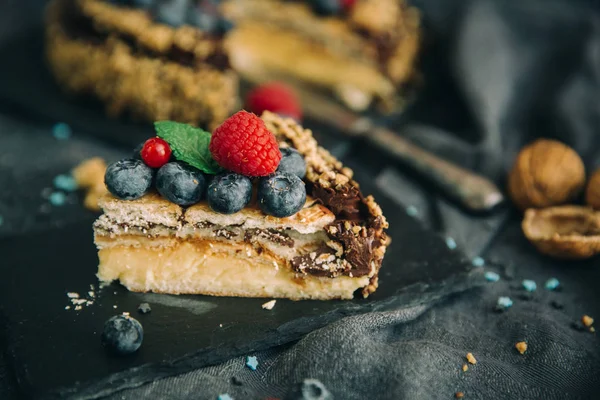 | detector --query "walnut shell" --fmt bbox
[585,168,600,209]
[522,206,600,259]
[508,139,585,211]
